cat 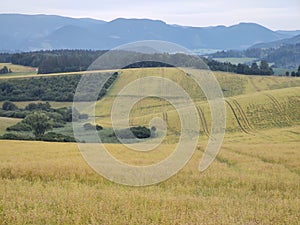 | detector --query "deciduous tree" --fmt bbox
[24,112,52,138]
